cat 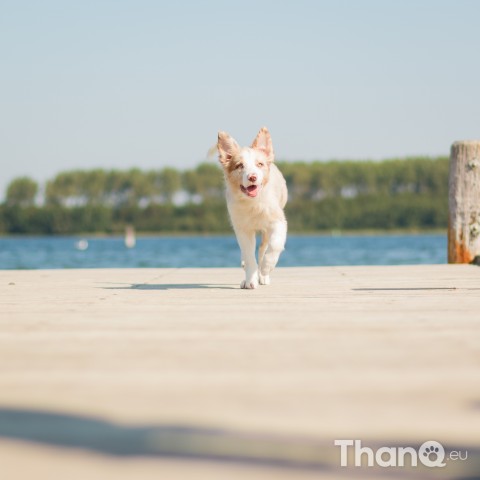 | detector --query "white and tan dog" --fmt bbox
[217,127,288,289]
